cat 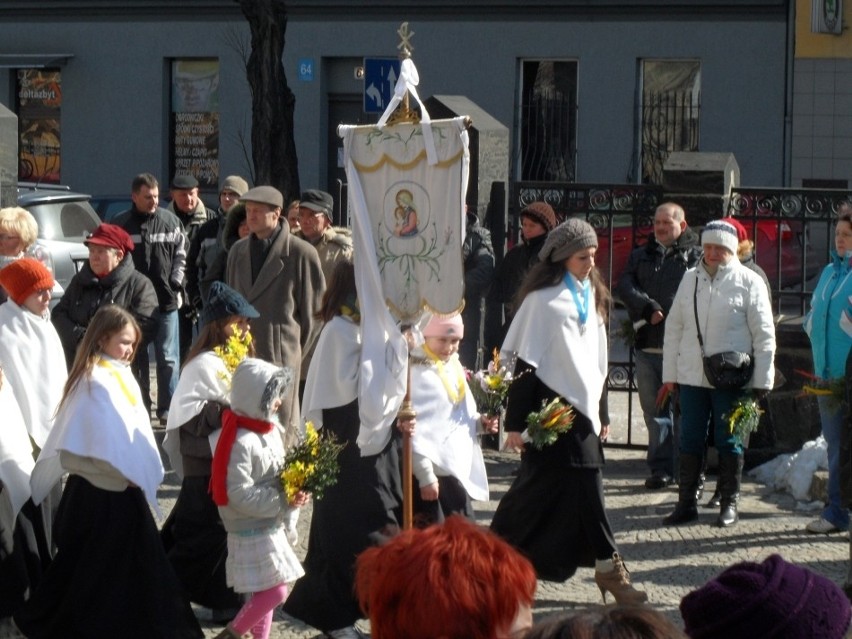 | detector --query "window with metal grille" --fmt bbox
[640,60,701,185]
[517,60,578,182]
